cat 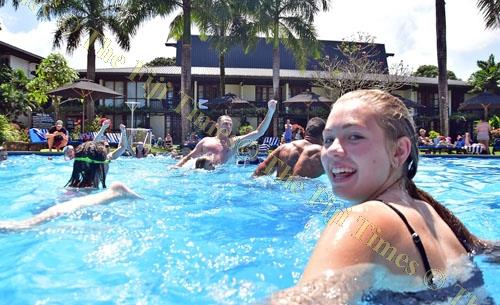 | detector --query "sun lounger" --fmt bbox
[106,132,121,147]
[258,144,270,157]
[262,137,280,148]
[28,128,48,143]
